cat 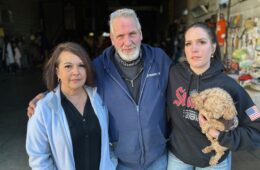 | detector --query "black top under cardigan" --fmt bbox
[61,91,101,170]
